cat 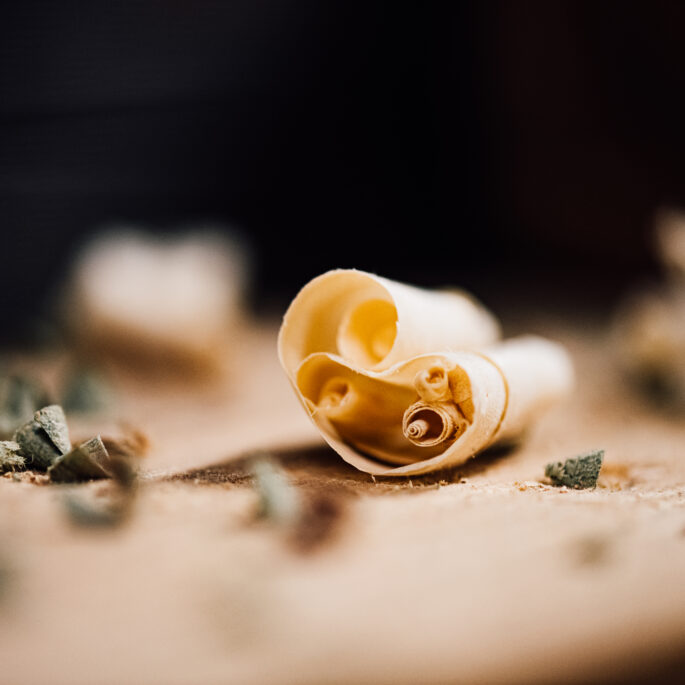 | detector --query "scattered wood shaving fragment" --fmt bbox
[61,455,138,529]
[545,449,604,489]
[0,374,50,440]
[62,494,130,528]
[101,427,149,459]
[33,405,71,455]
[289,491,346,553]
[251,456,346,552]
[61,368,113,414]
[48,436,111,483]
[252,457,300,525]
[13,405,71,471]
[0,441,25,473]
